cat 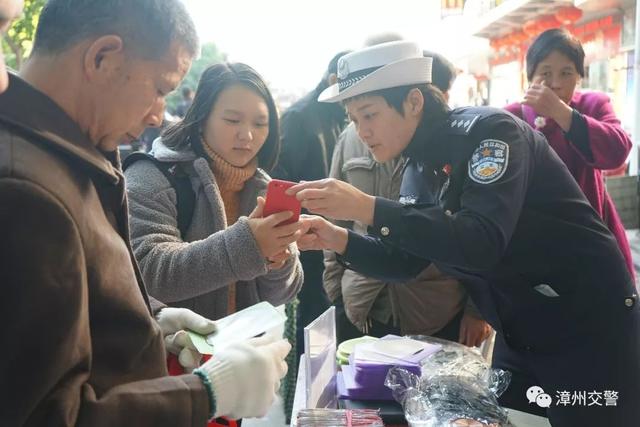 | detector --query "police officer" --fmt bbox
[289,41,640,426]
